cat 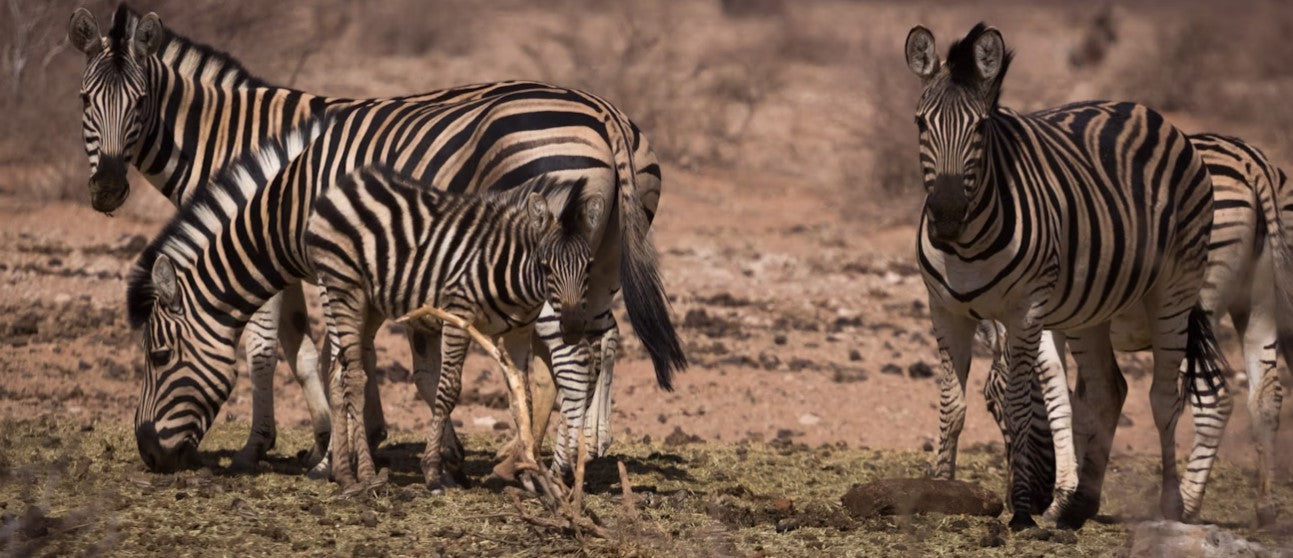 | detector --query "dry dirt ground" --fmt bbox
[4,165,1293,555]
[6,0,1293,555]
